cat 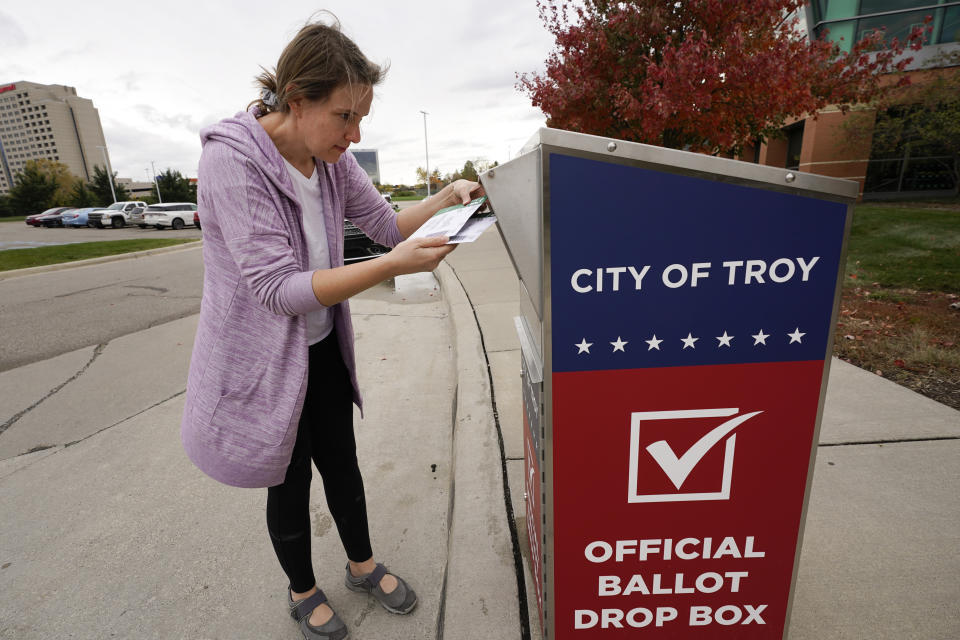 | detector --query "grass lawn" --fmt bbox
[1,216,27,223]
[391,195,425,201]
[836,202,960,409]
[0,238,198,272]
[845,204,959,291]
